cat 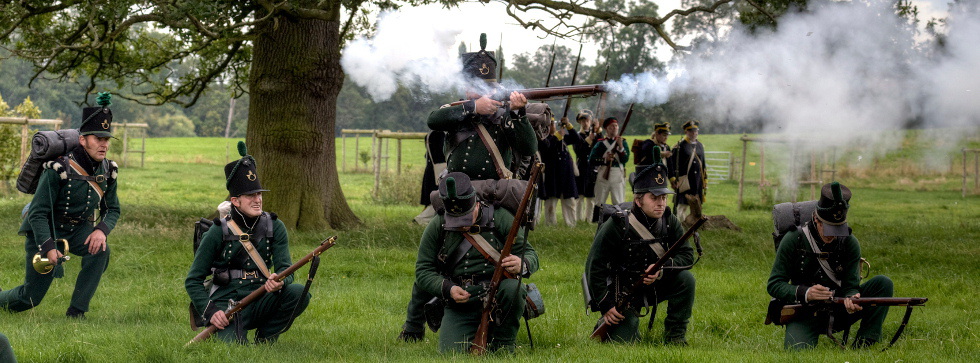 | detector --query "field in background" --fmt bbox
[0,131,977,362]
